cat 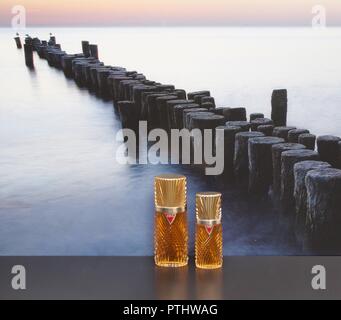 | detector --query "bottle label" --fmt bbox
[156,206,185,225]
[205,225,214,236]
[164,213,176,225]
[197,219,221,236]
